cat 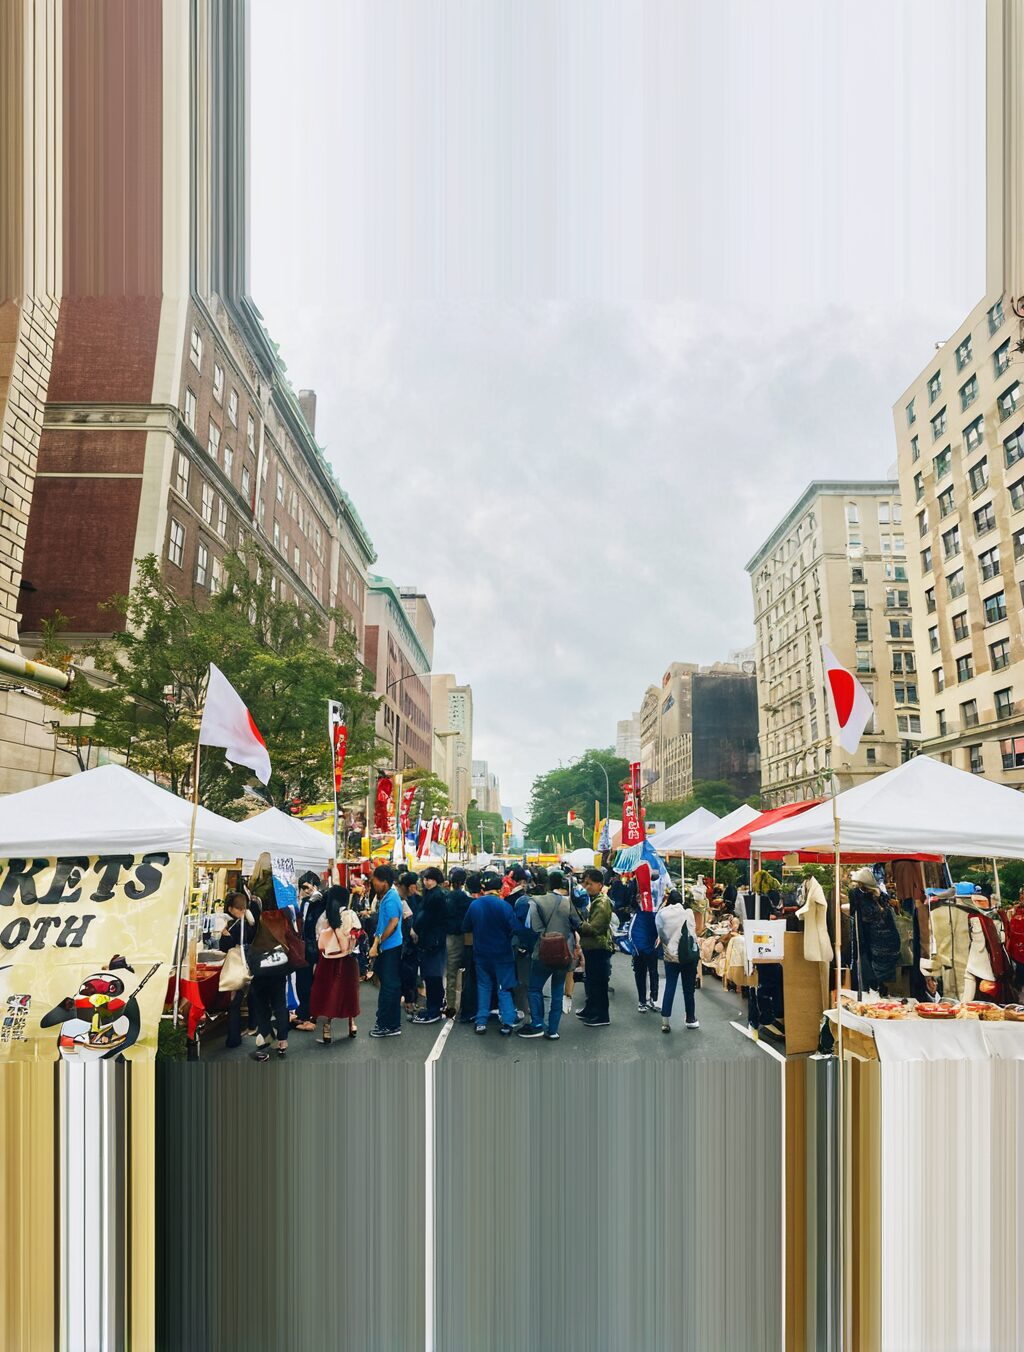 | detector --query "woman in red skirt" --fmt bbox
[310,886,362,1043]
